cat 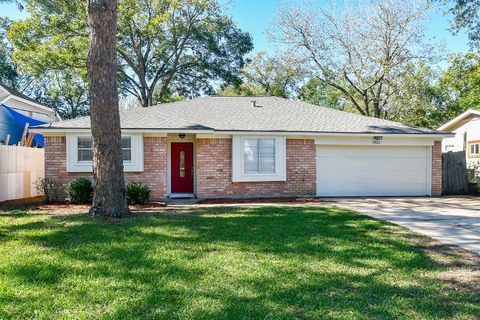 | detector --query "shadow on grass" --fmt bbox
[1,206,479,319]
